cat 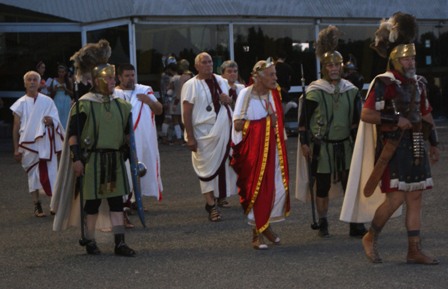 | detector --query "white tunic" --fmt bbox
[114,84,163,200]
[181,75,237,197]
[10,93,64,194]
